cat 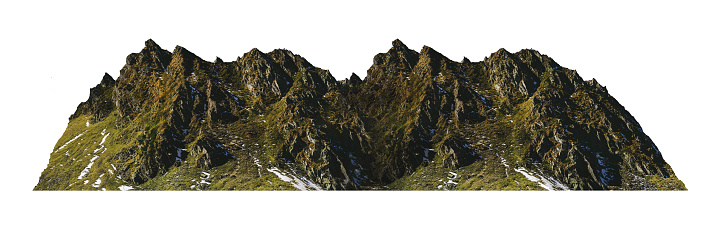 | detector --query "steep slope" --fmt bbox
[347,40,489,183]
[35,39,685,190]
